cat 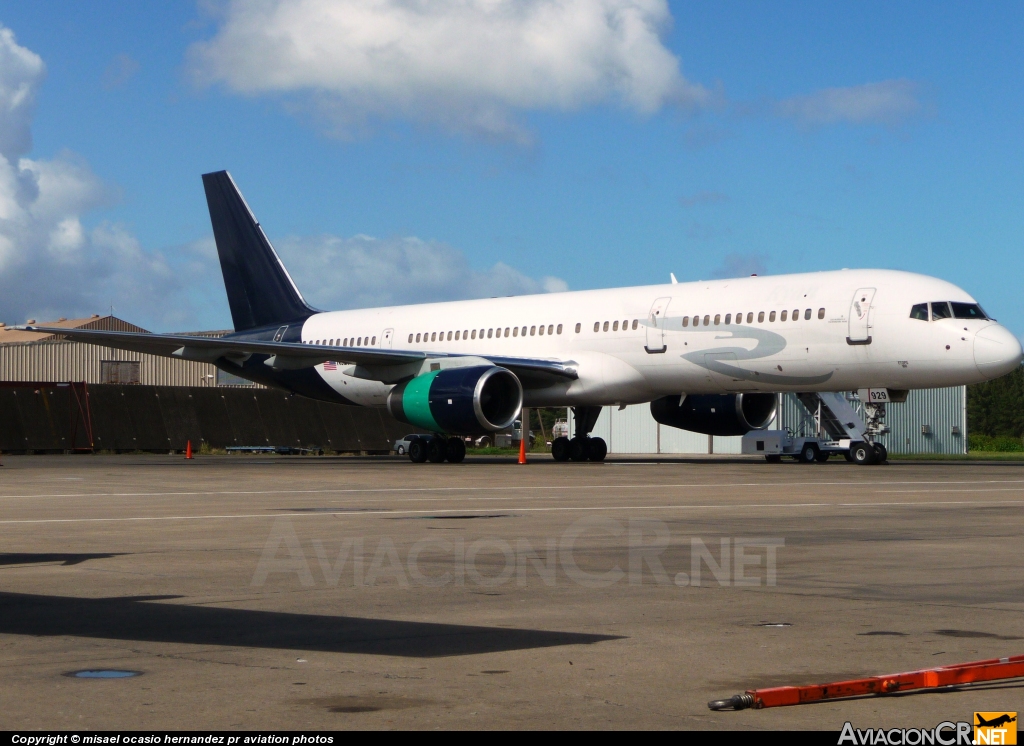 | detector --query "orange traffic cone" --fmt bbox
[518,435,527,464]
[185,440,193,459]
